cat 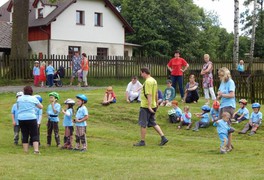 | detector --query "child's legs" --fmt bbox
[79,126,87,149]
[75,126,81,148]
[240,123,251,133]
[103,93,108,103]
[219,133,228,148]
[53,122,60,145]
[209,87,216,100]
[237,116,247,123]
[14,125,20,144]
[34,75,39,86]
[234,114,240,120]
[47,120,53,145]
[251,124,259,132]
